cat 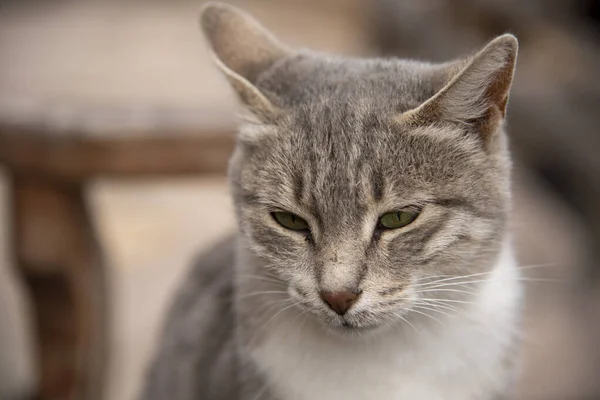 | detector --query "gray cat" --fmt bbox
[140,2,522,399]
